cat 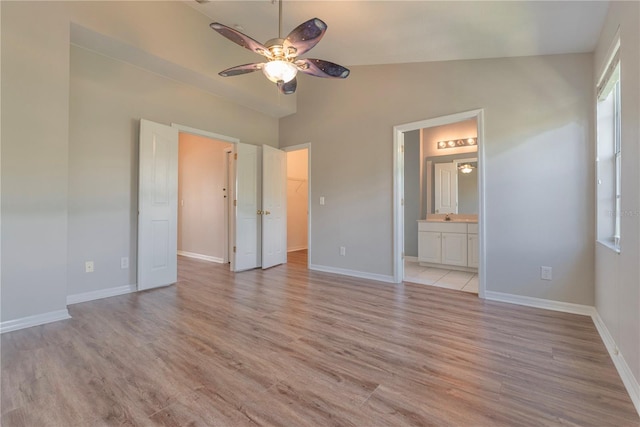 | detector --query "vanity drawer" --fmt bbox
[419,222,467,233]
